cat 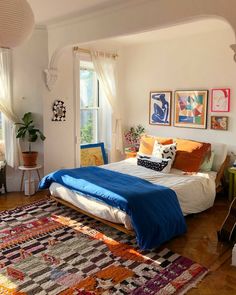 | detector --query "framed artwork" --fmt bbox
[80,142,108,167]
[52,100,66,121]
[211,116,228,131]
[149,91,172,126]
[174,90,208,129]
[211,88,230,112]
